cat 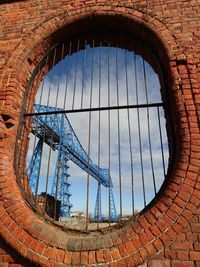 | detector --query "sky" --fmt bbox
[27,43,169,217]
